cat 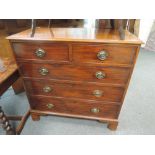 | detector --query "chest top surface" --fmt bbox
[7,27,142,44]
